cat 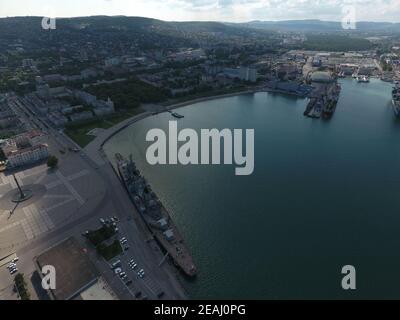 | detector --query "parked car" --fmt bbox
[114,267,122,275]
[111,260,121,269]
[126,280,133,286]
